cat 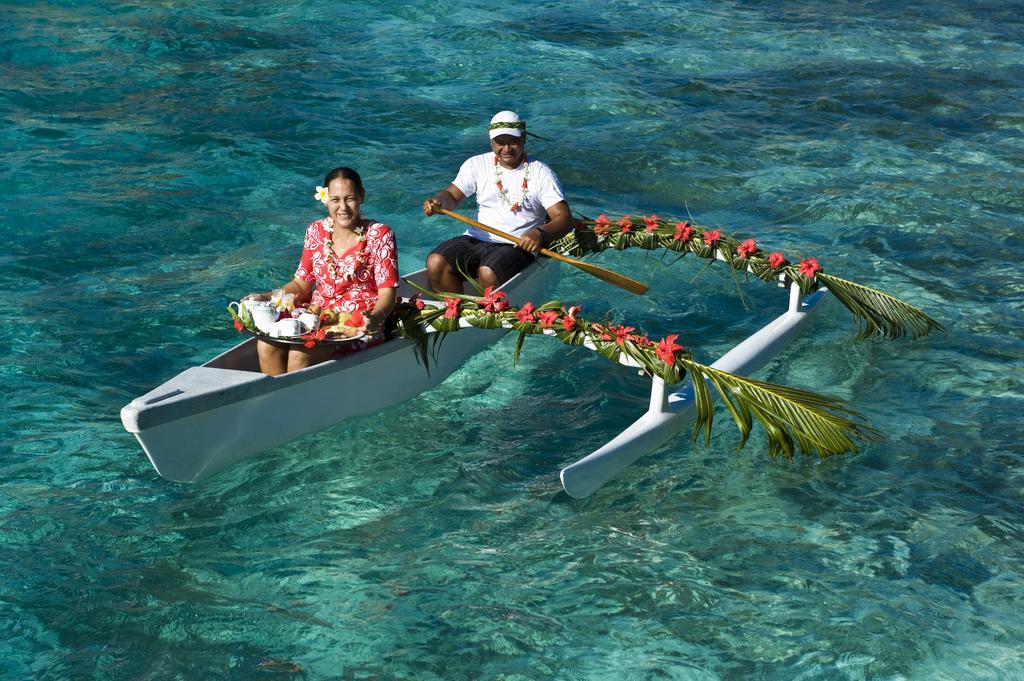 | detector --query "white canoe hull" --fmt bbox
[121,261,560,482]
[560,288,829,498]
